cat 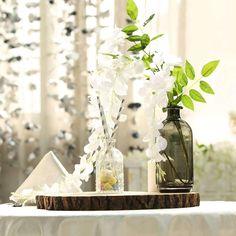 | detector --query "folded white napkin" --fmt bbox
[10,151,69,205]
